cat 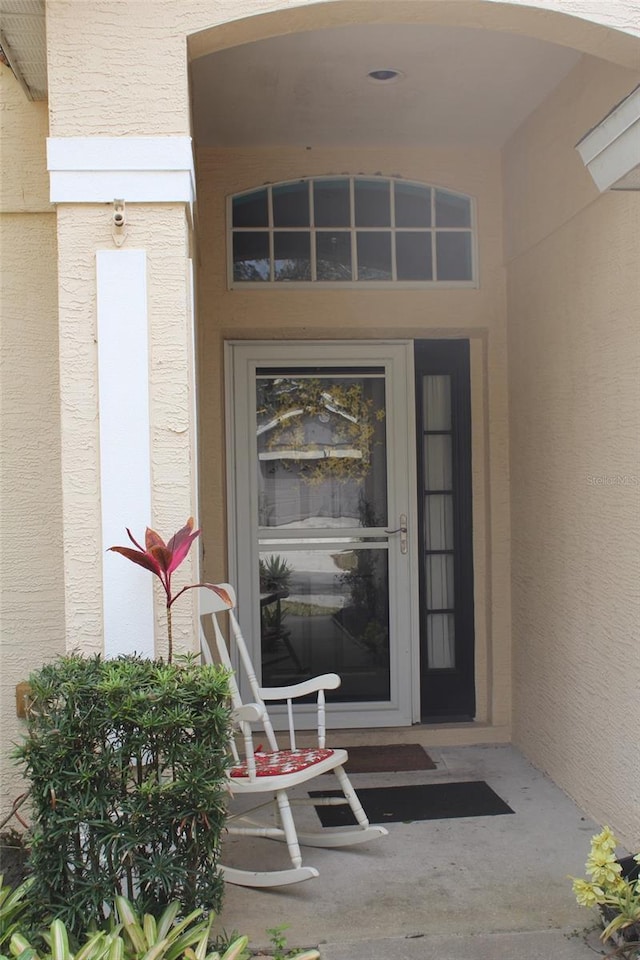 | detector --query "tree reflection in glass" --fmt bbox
[256,372,390,700]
